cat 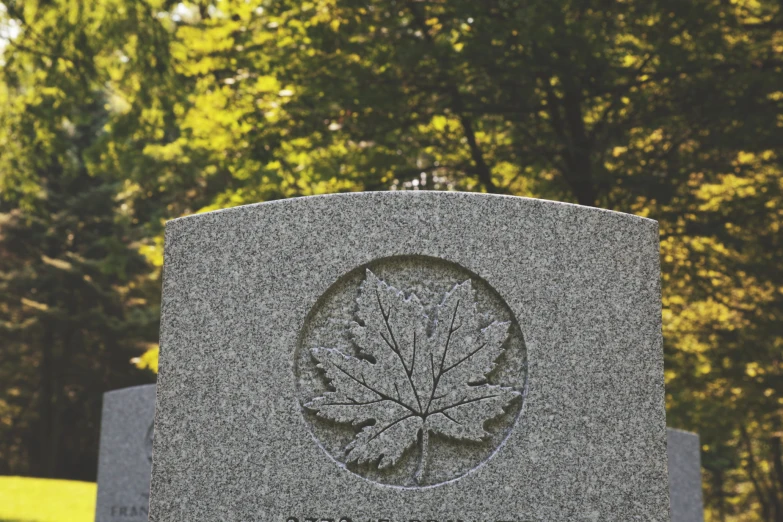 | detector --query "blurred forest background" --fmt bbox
[0,0,781,520]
